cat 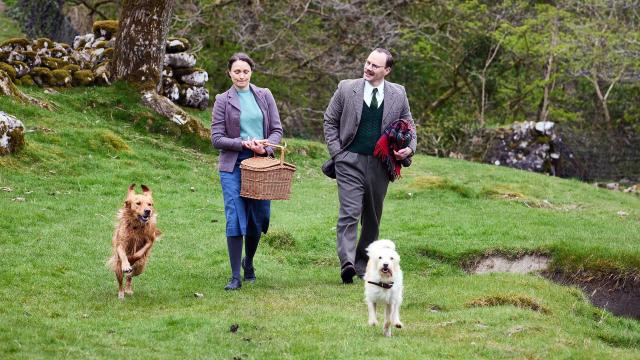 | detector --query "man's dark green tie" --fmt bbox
[370,88,378,109]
